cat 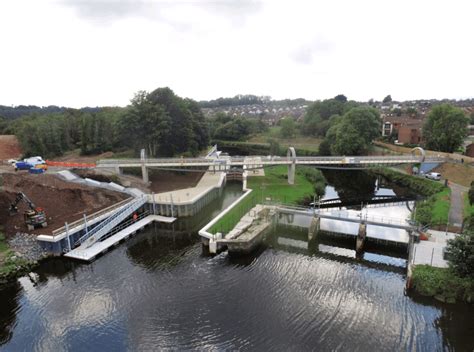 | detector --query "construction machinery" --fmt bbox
[9,192,48,231]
